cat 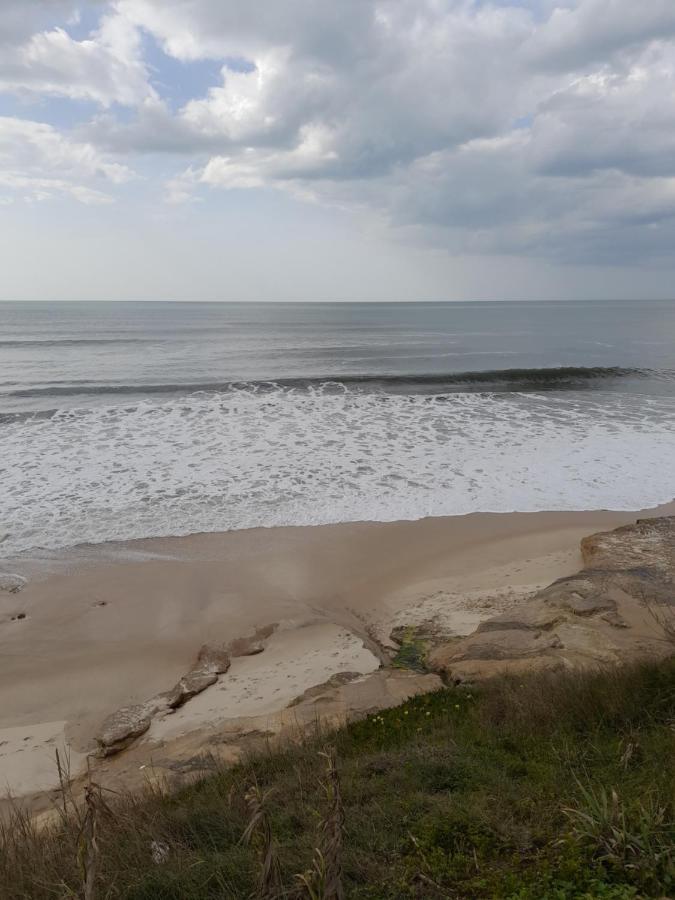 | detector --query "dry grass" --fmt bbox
[1,658,673,899]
